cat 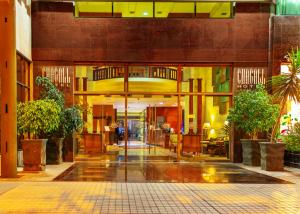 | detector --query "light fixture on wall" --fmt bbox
[203,122,211,140]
